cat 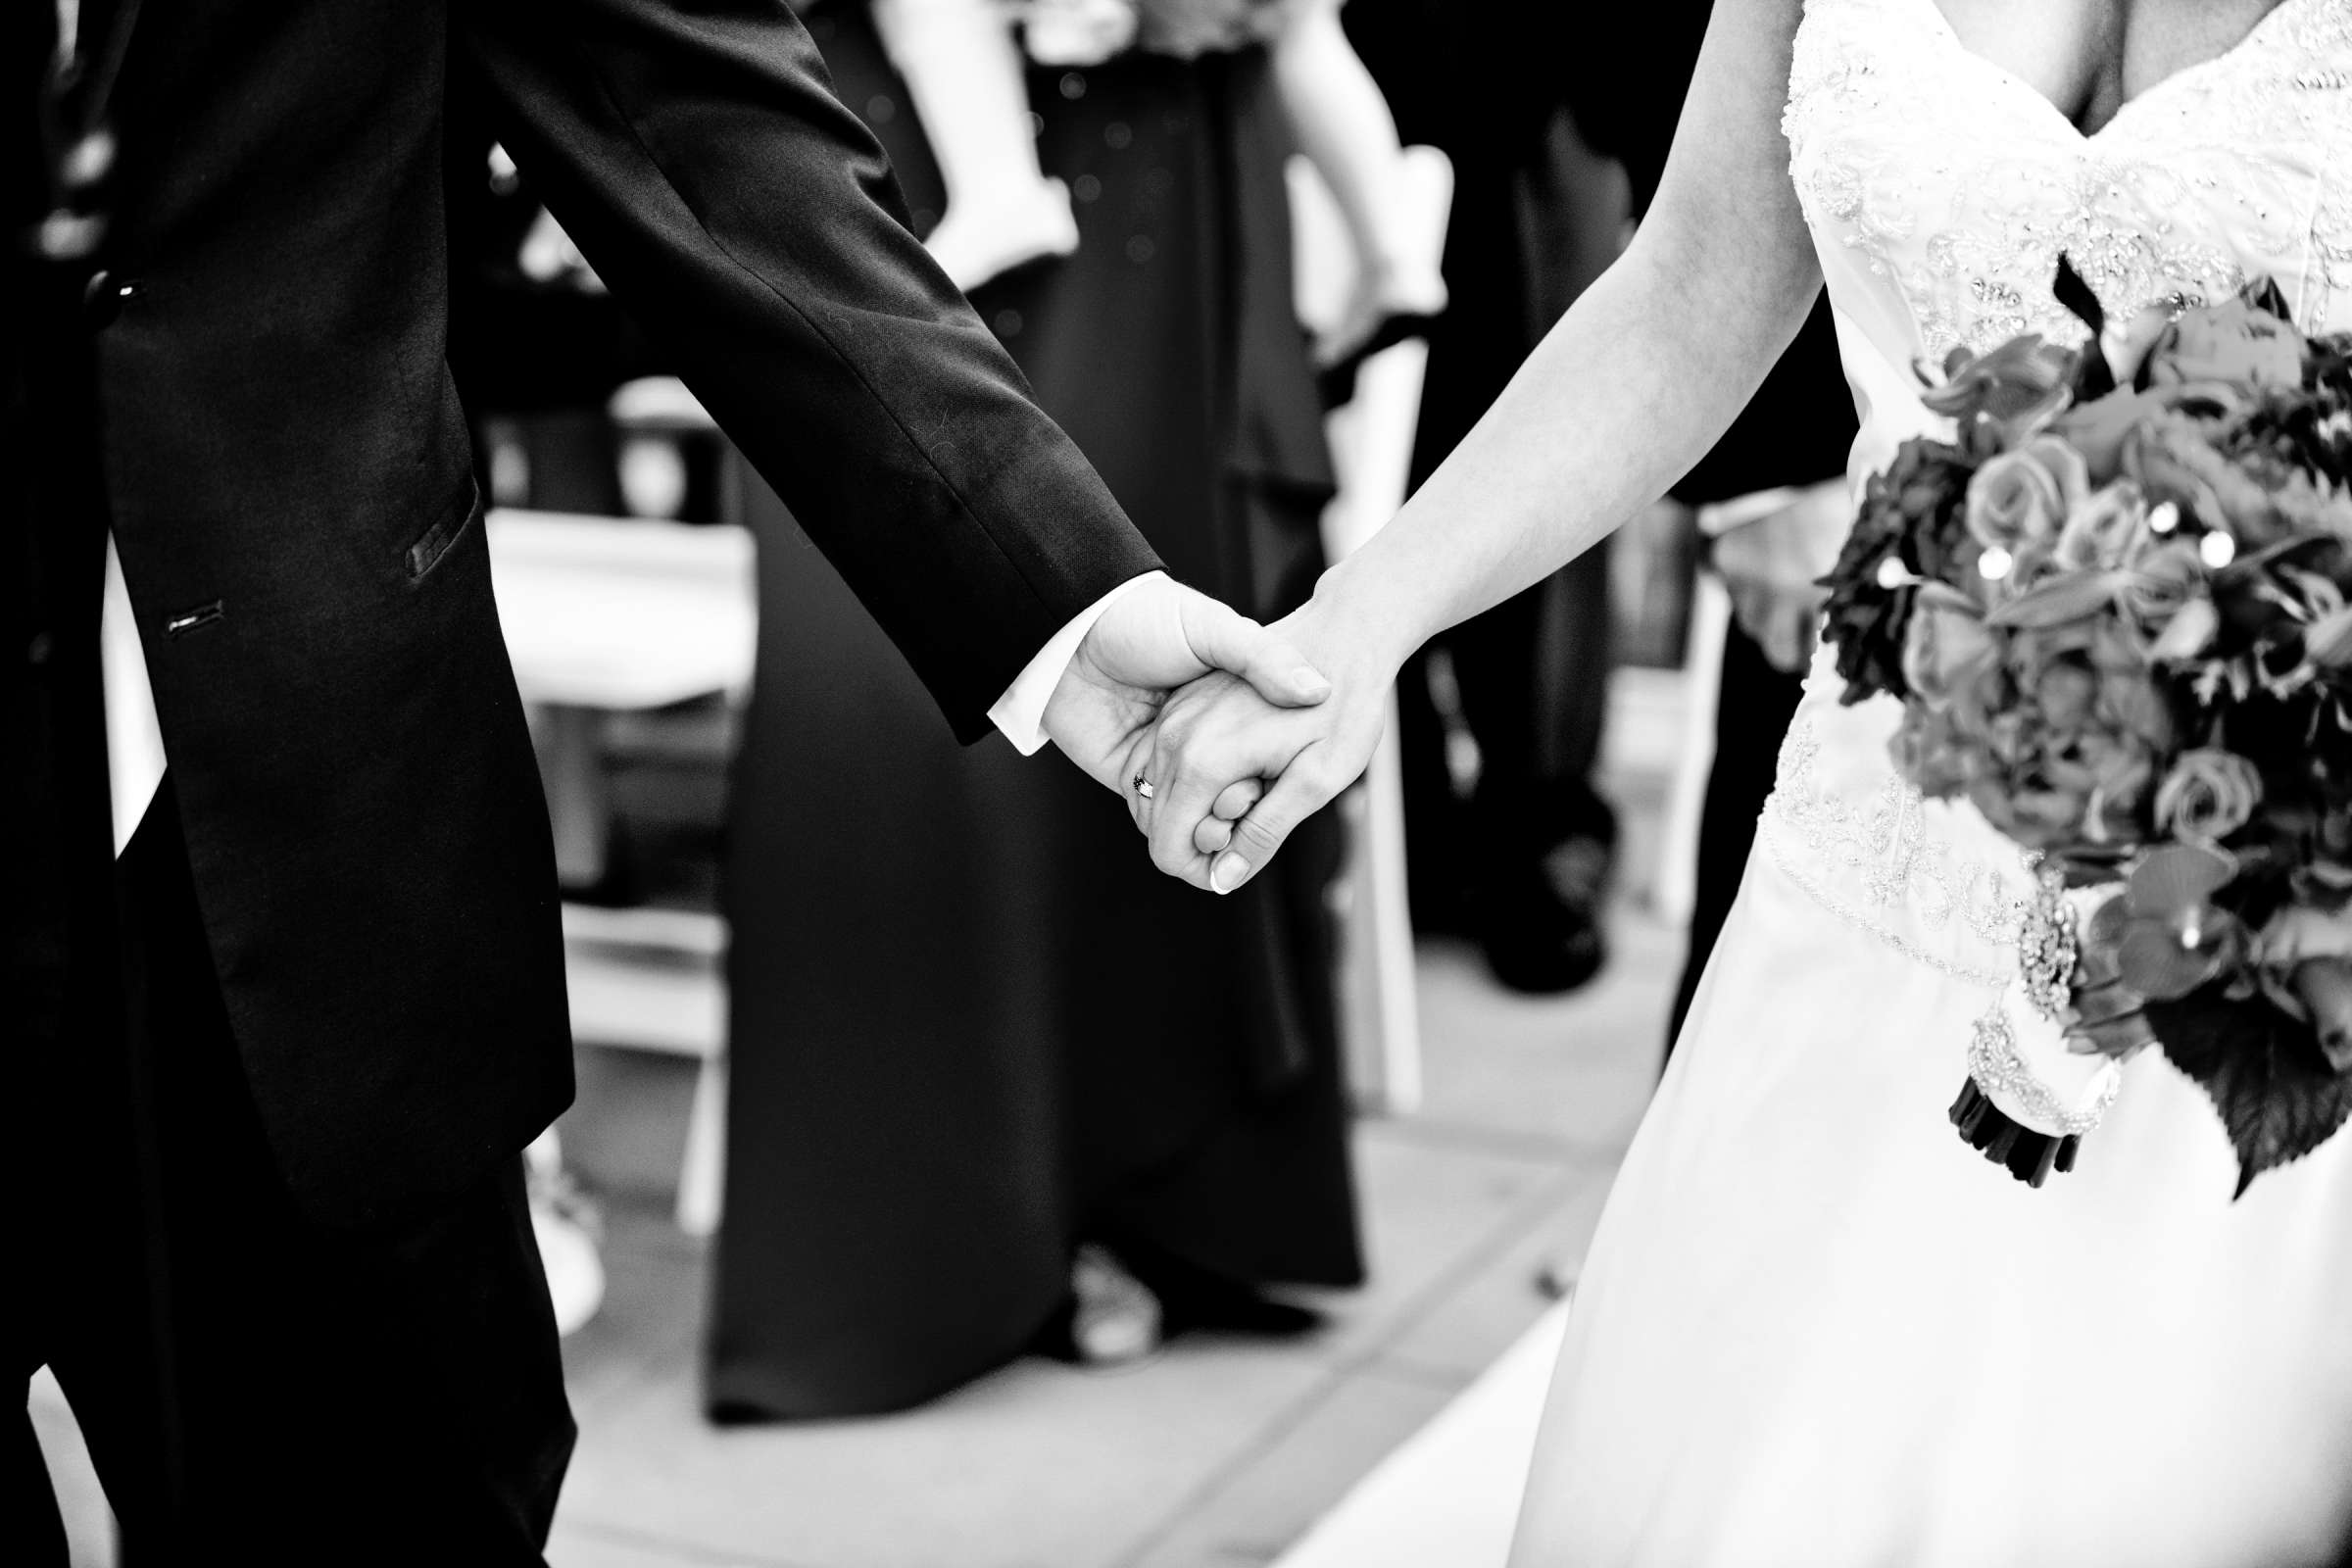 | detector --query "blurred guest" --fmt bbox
[1546,7,1861,1054]
[872,0,1441,370]
[705,0,1363,1420]
[1346,1,1628,995]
